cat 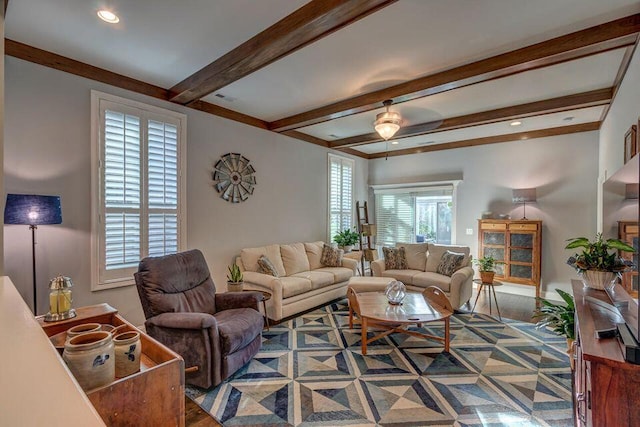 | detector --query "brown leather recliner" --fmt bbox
[134,249,263,389]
